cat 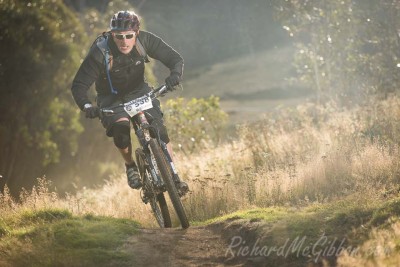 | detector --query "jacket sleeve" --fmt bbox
[71,46,103,110]
[139,31,184,77]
